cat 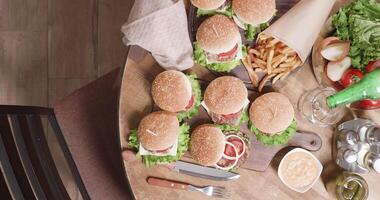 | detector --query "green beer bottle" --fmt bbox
[327,69,380,108]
